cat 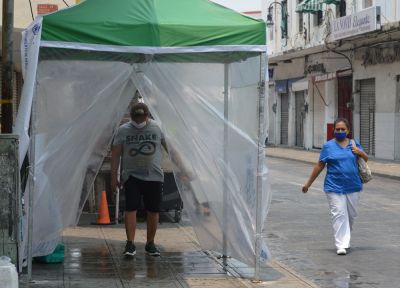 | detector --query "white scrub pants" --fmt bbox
[326,192,360,249]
